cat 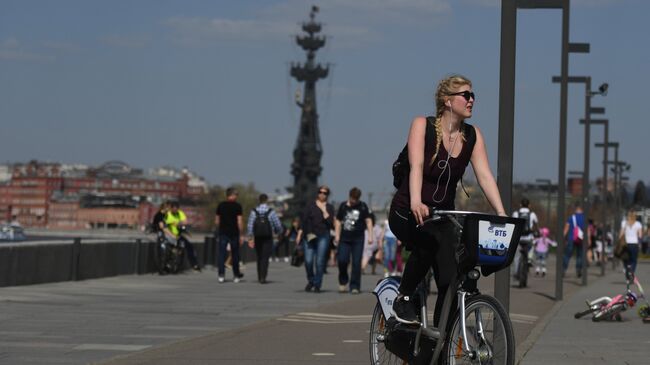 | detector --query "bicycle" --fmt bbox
[574,264,650,322]
[370,209,525,364]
